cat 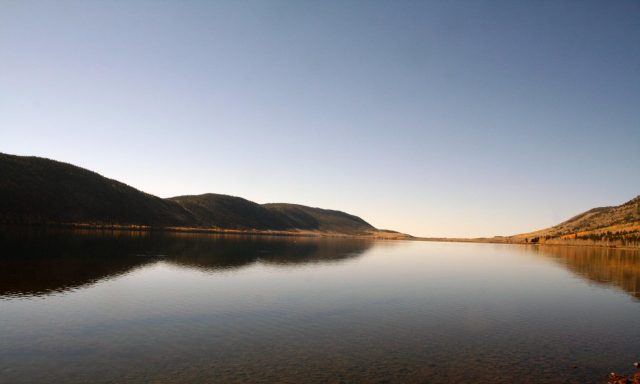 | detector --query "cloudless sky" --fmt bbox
[1,0,639,237]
